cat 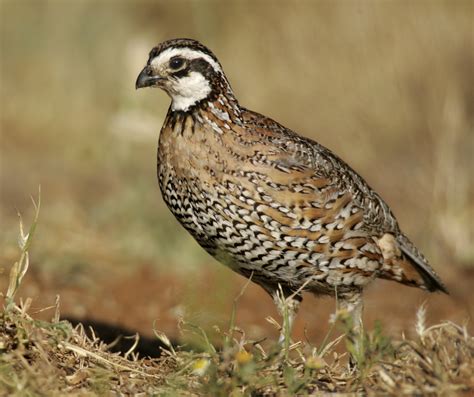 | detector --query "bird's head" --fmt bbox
[136,38,233,112]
